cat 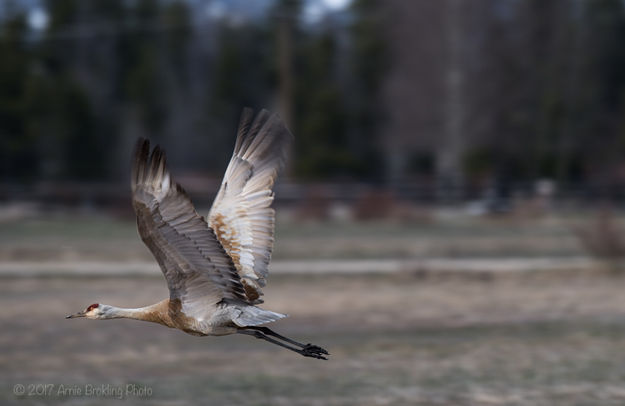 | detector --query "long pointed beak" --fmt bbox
[66,311,85,319]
